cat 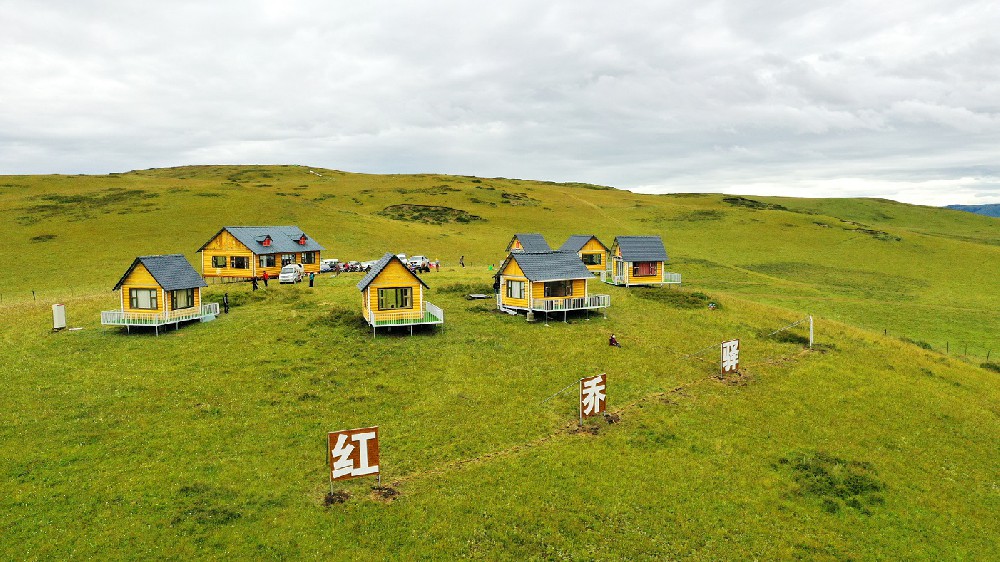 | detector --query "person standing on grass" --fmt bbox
[251,277,259,291]
[459,255,465,268]
[262,270,269,287]
[223,293,229,314]
[435,259,440,271]
[309,272,315,287]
